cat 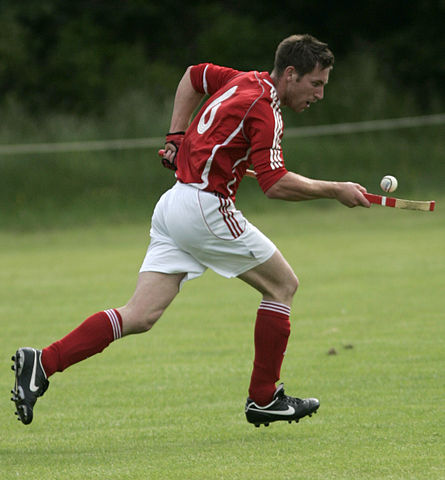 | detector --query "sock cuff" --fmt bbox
[258,300,291,317]
[104,309,122,340]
